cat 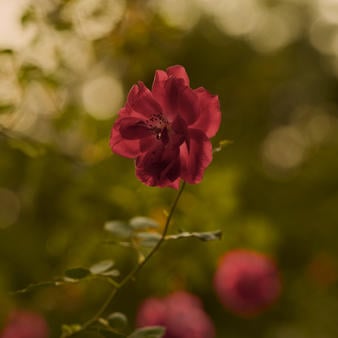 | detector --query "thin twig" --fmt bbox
[67,181,186,337]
